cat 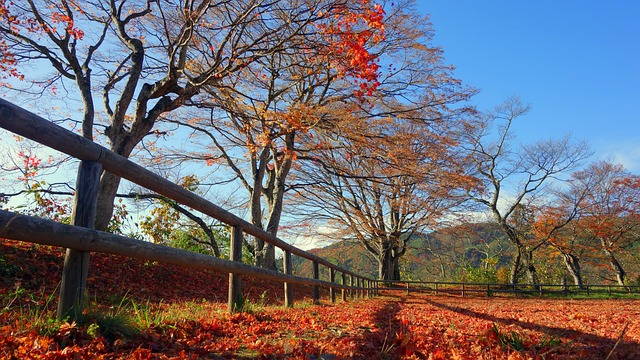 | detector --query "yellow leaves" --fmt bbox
[569,312,584,320]
[264,103,317,133]
[255,132,271,148]
[507,352,526,360]
[178,174,200,191]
